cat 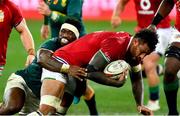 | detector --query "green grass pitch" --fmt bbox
[0,20,179,115]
